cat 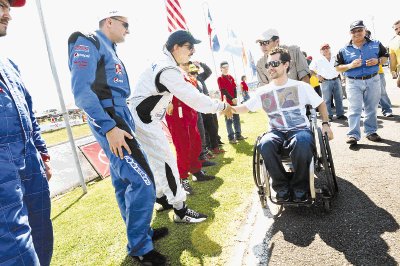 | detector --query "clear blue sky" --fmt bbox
[1,0,398,112]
